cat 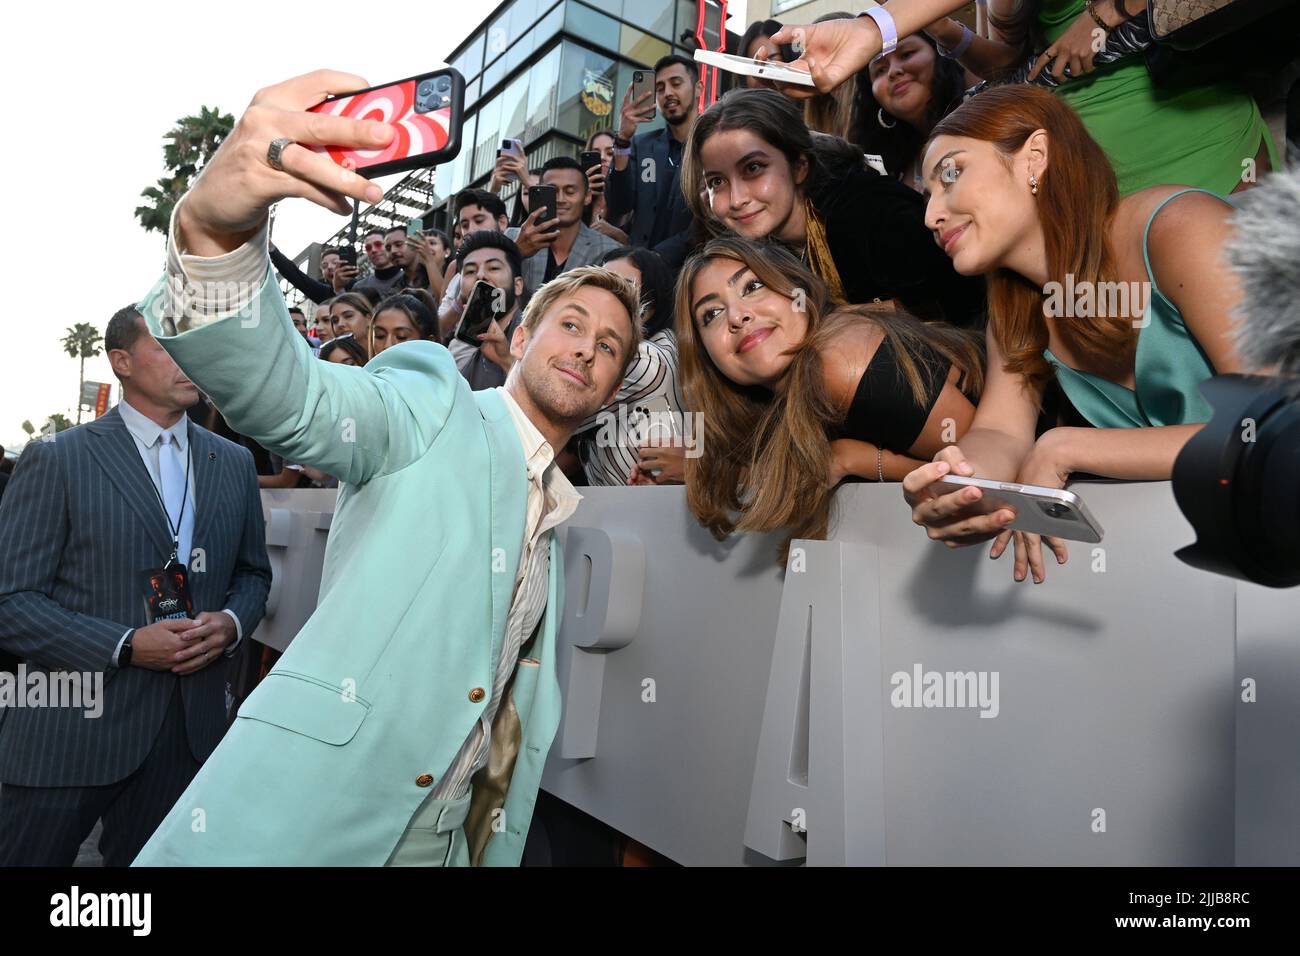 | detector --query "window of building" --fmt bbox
[440,111,477,200]
[524,44,563,144]
[498,72,531,156]
[619,0,674,41]
[563,2,620,51]
[472,91,504,182]
[556,40,620,145]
